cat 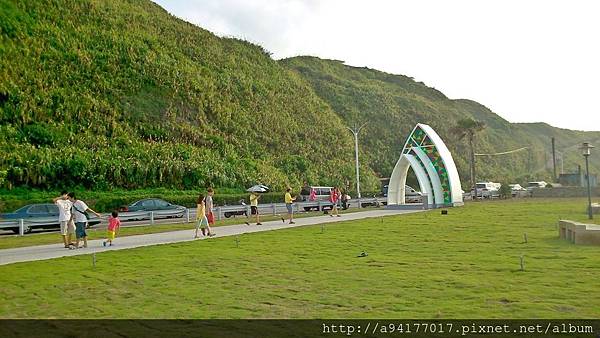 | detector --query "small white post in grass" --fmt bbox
[19,219,24,236]
[519,255,525,271]
[235,235,240,248]
[92,253,96,268]
[216,207,222,221]
[523,233,528,244]
[185,208,190,223]
[150,211,154,225]
[271,203,276,216]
